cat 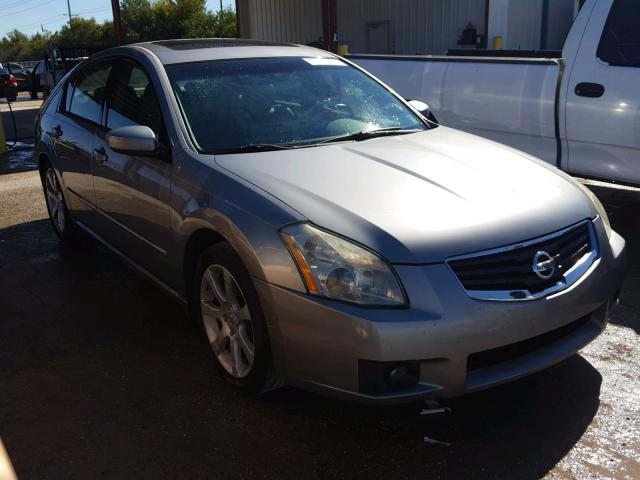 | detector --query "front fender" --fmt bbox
[171,151,307,297]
